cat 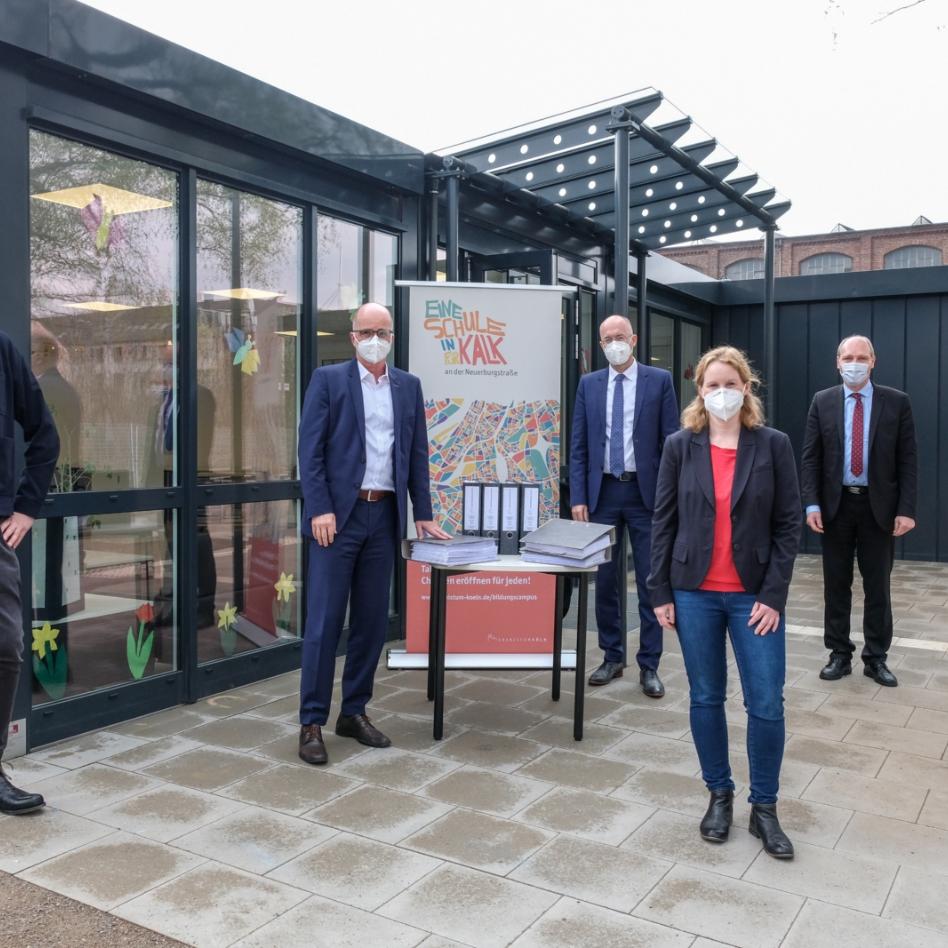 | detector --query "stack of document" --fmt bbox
[409,535,499,566]
[520,518,616,568]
